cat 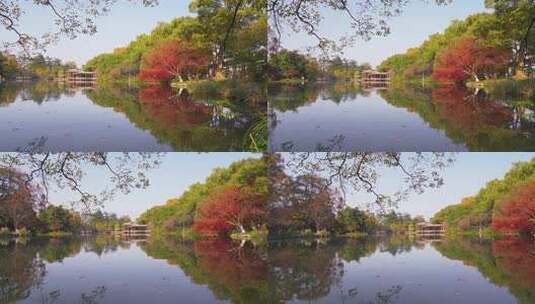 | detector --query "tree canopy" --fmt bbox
[138,156,268,237]
[0,153,162,210]
[379,2,535,82]
[433,157,535,237]
[84,1,266,82]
